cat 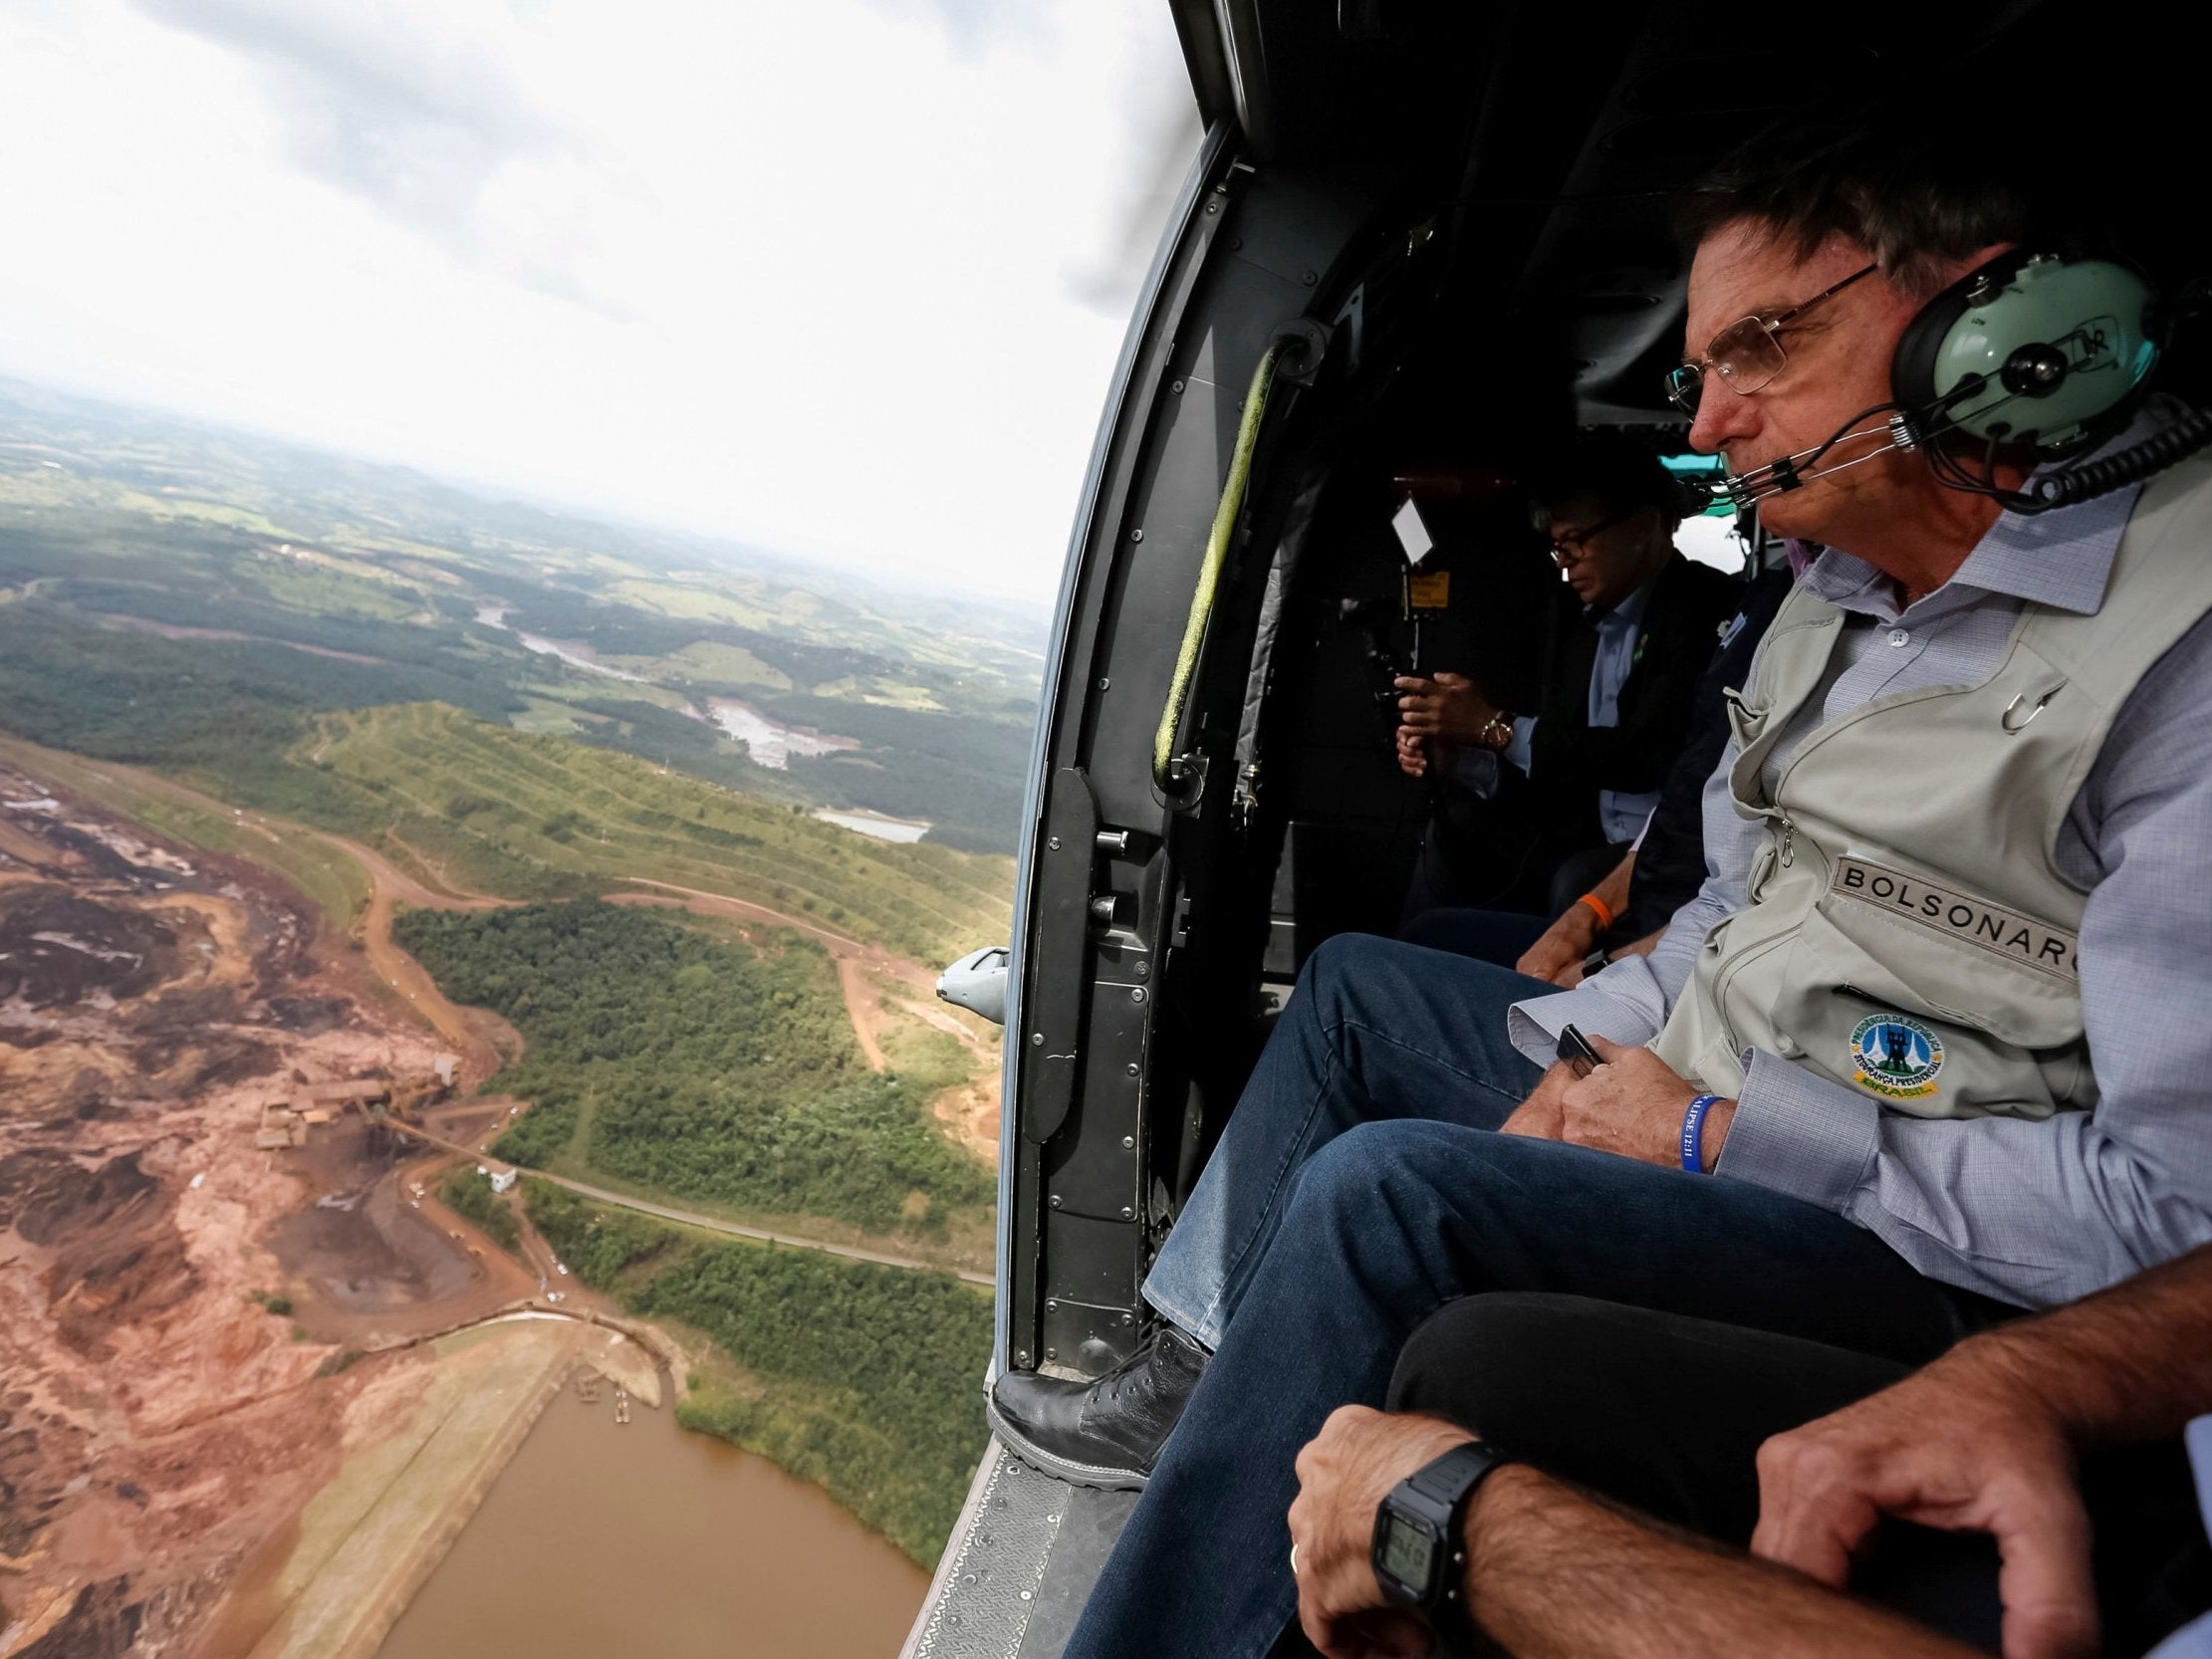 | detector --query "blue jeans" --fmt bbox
[1073,935,2007,1659]
[1141,933,1546,1346]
